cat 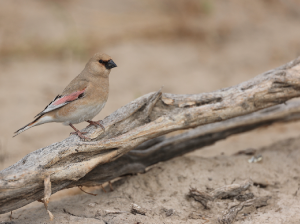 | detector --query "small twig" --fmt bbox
[40,175,54,221]
[211,179,253,199]
[103,210,129,215]
[78,186,97,196]
[218,196,271,224]
[108,181,114,191]
[188,188,214,209]
[100,184,107,193]
[63,208,103,221]
[63,208,75,216]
